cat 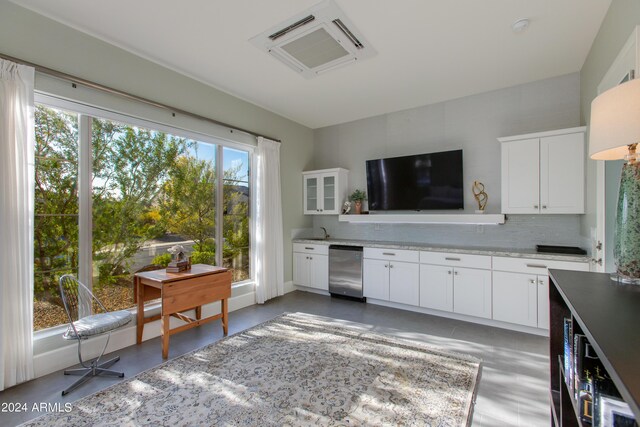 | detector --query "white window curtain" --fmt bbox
[0,59,35,390]
[254,137,284,304]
